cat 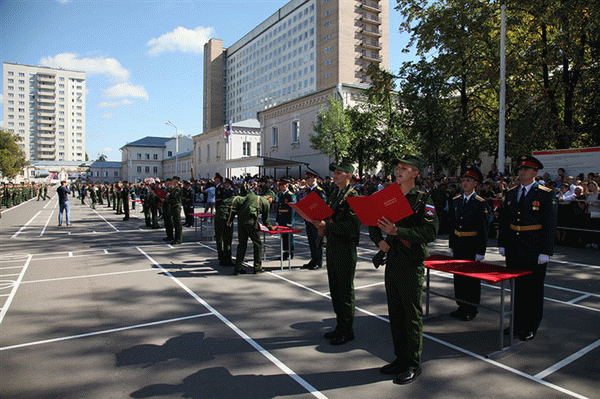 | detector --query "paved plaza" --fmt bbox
[1,195,599,399]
